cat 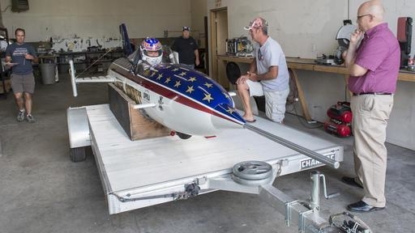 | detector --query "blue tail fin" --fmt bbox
[119,23,133,56]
